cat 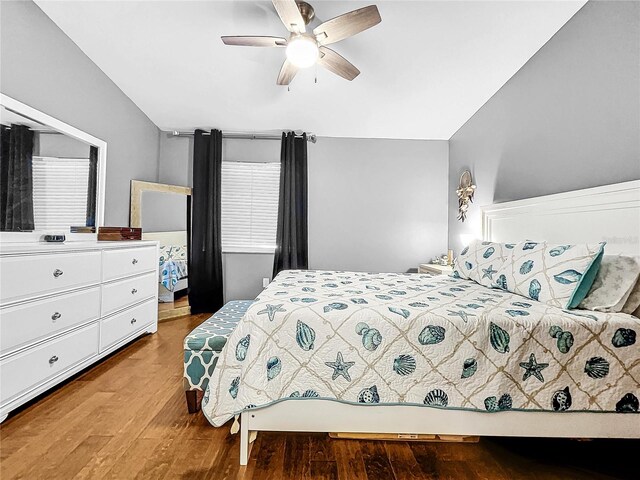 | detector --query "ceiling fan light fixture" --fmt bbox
[285,35,318,68]
[222,1,382,85]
